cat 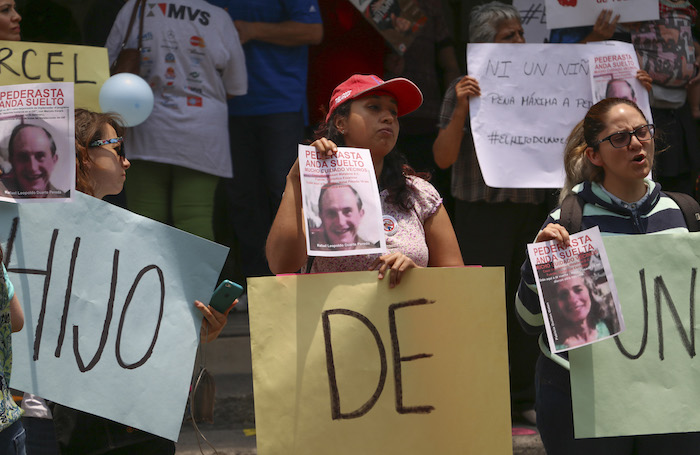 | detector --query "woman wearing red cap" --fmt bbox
[266,74,463,286]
